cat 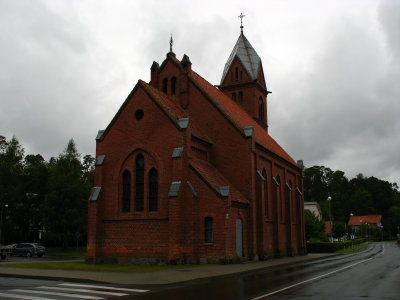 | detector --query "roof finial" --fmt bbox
[170,34,173,53]
[239,11,245,33]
